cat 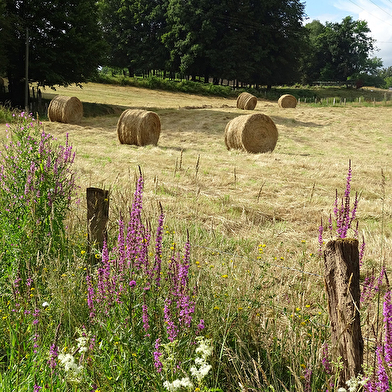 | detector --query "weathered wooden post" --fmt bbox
[87,187,109,262]
[324,238,363,386]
